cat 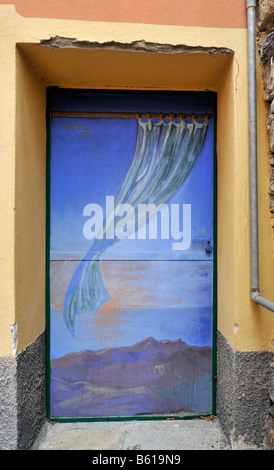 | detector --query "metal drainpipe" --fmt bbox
[246,0,274,311]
